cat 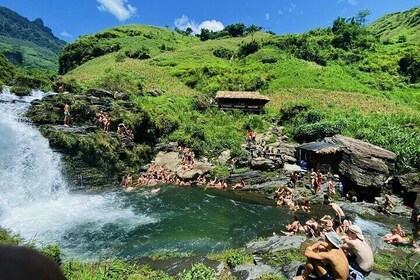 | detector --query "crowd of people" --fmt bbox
[120,146,247,192]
